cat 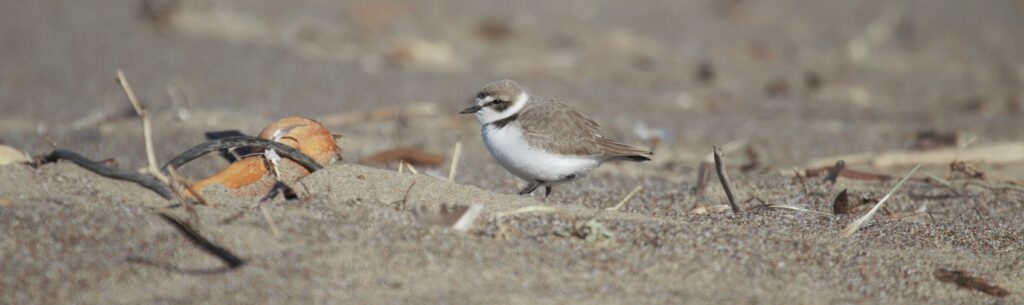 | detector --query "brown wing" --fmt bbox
[518,97,651,159]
